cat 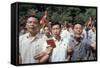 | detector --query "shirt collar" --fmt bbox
[52,36,63,42]
[72,36,83,45]
[26,32,41,43]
